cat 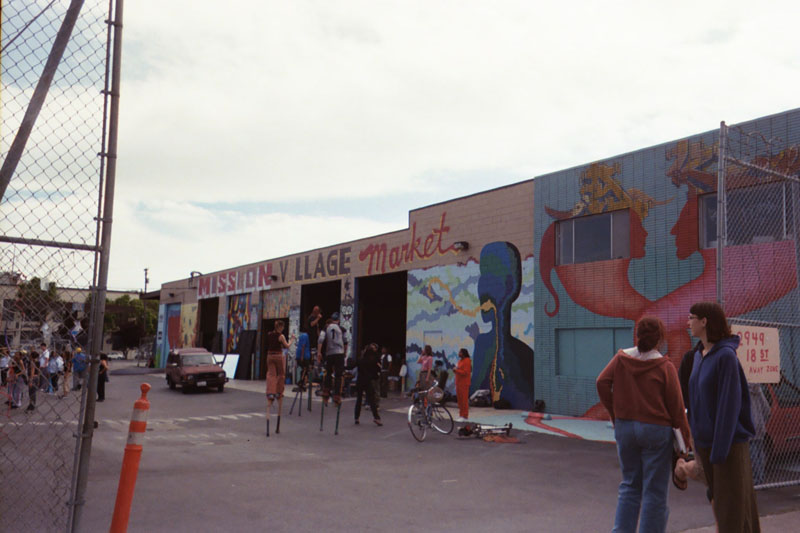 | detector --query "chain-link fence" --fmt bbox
[719,116,800,489]
[1,0,120,530]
